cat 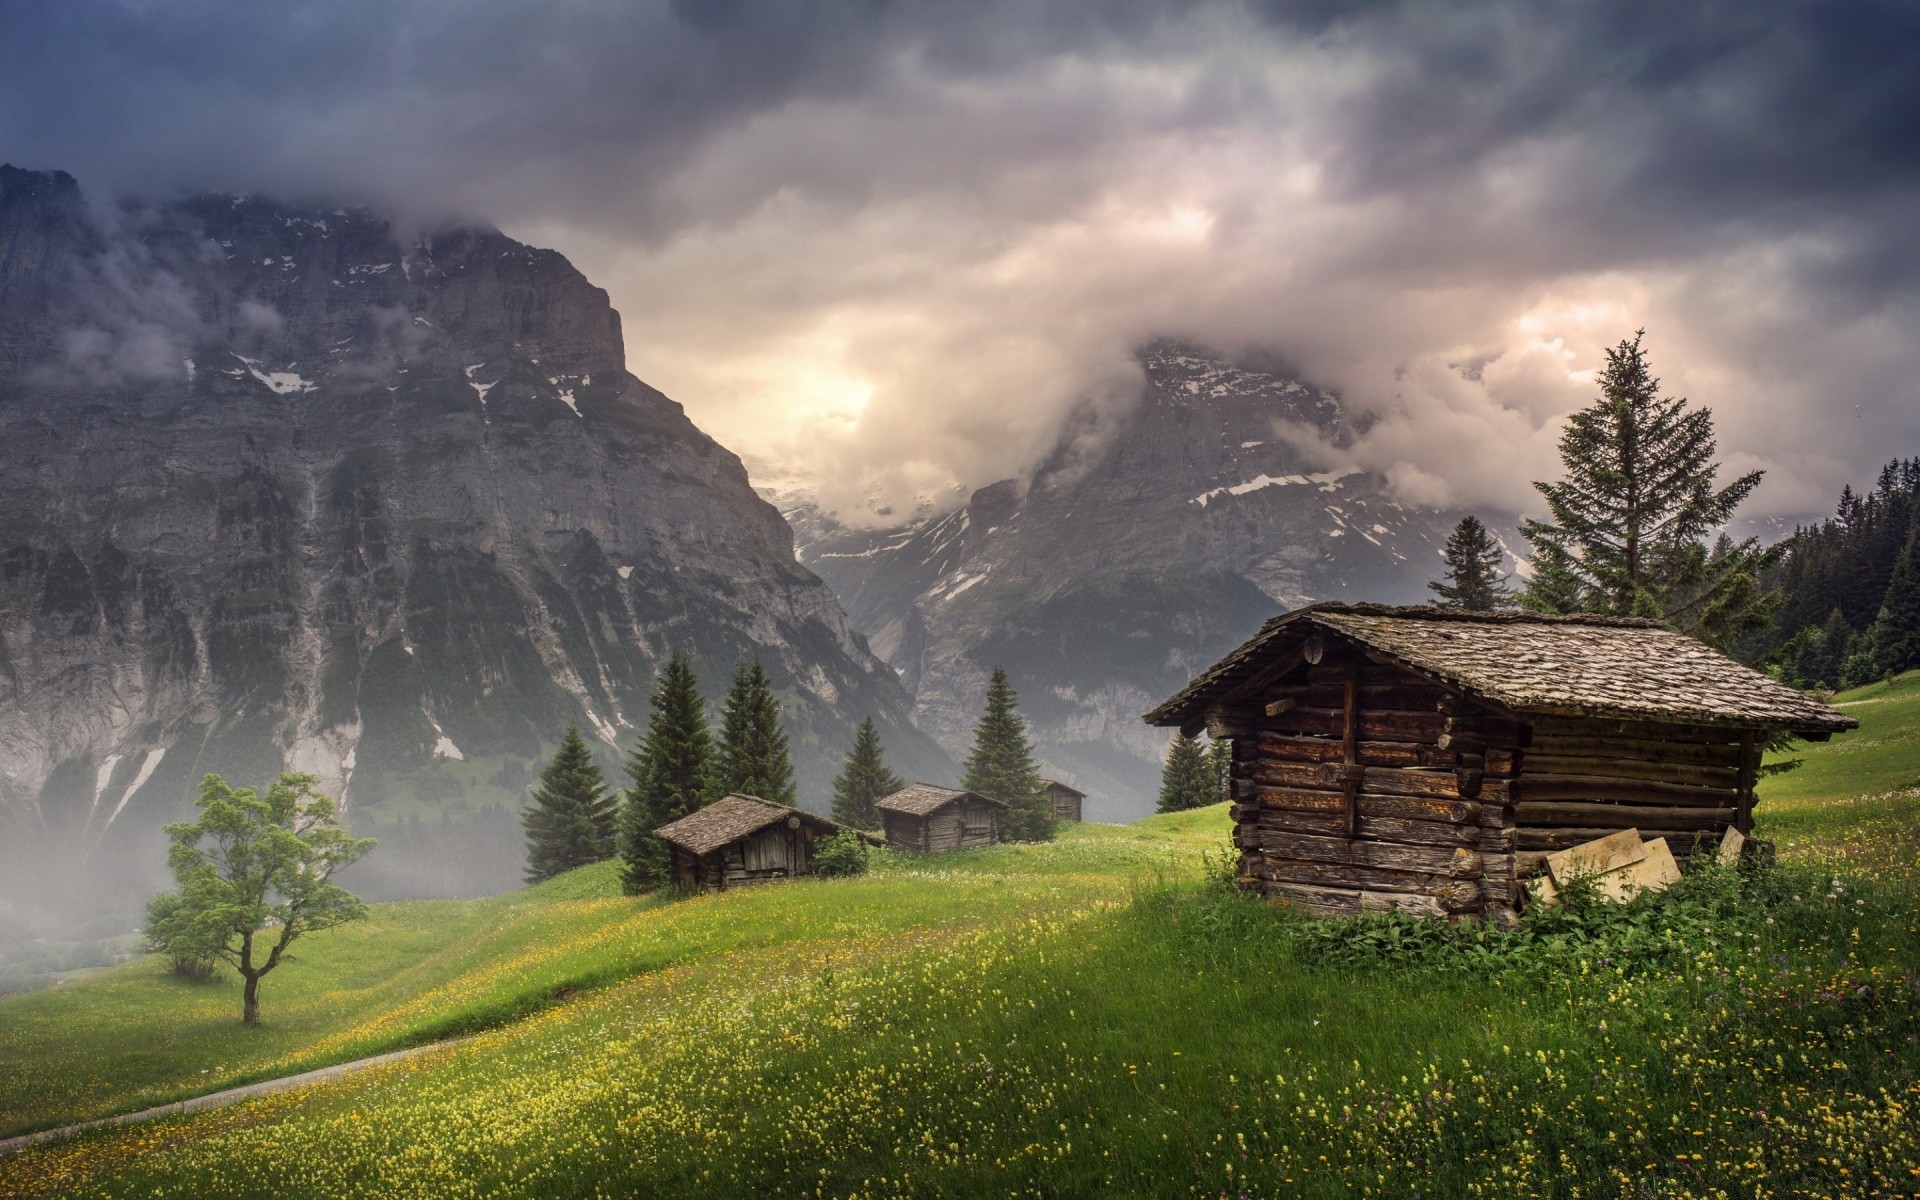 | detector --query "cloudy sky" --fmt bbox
[5,0,1917,523]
